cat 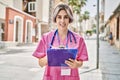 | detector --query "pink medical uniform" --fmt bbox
[33,30,88,80]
